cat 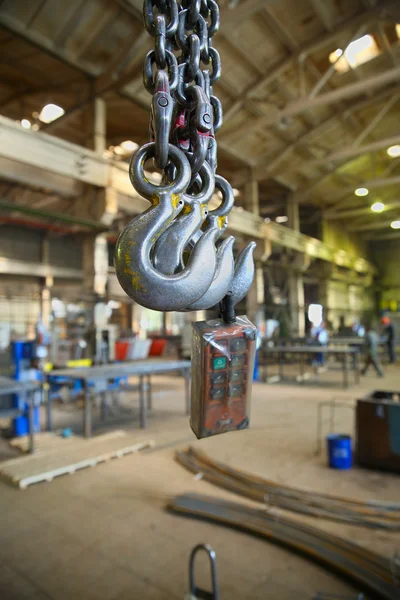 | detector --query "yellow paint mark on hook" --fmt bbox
[123,266,147,293]
[171,193,181,209]
[217,216,227,230]
[151,195,160,206]
[182,204,192,215]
